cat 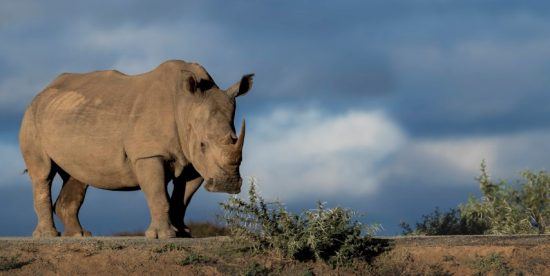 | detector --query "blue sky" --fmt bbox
[1,0,550,235]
